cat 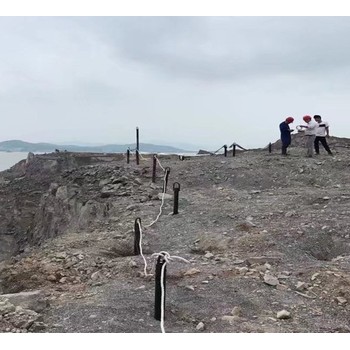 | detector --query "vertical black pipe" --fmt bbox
[127,149,130,164]
[224,145,227,157]
[152,155,157,183]
[154,255,166,321]
[232,144,236,157]
[136,149,140,165]
[136,127,139,152]
[134,218,141,255]
[269,142,272,153]
[173,182,180,215]
[163,167,171,193]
